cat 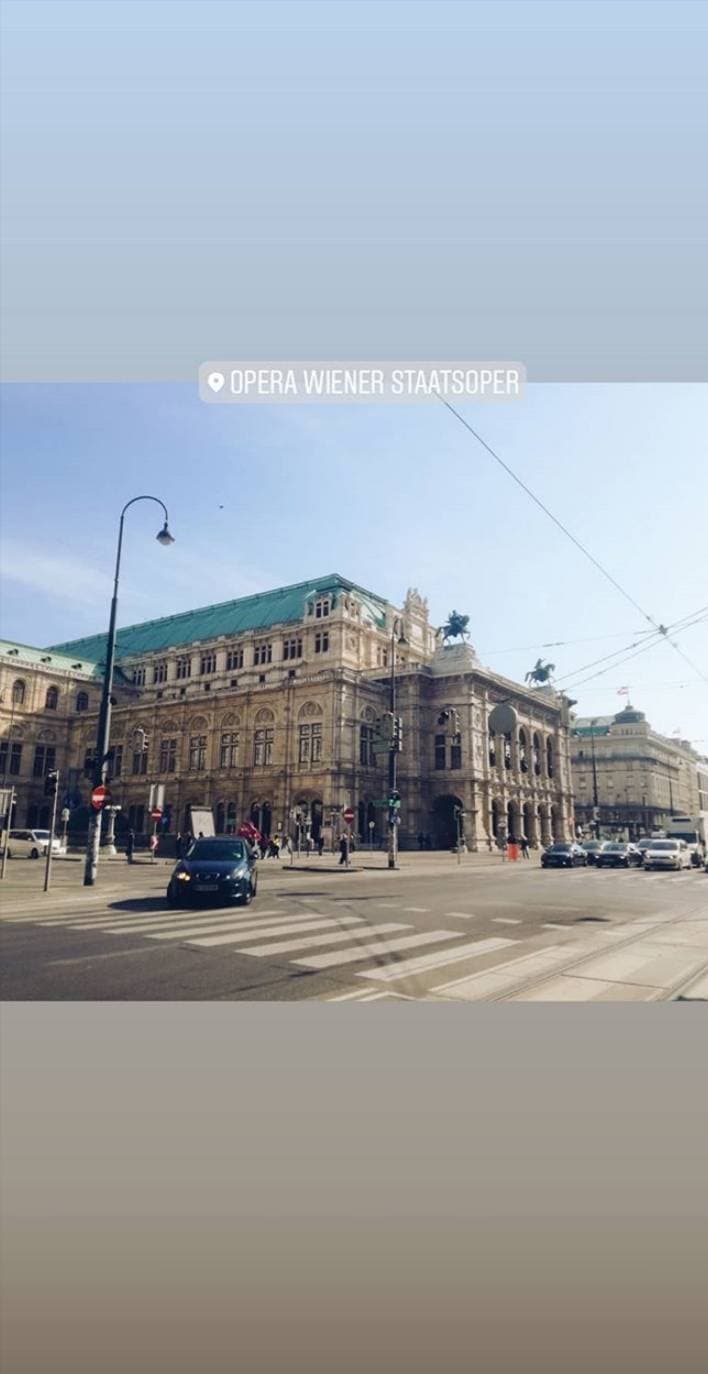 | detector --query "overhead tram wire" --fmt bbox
[559,610,708,693]
[437,397,708,684]
[552,605,708,689]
